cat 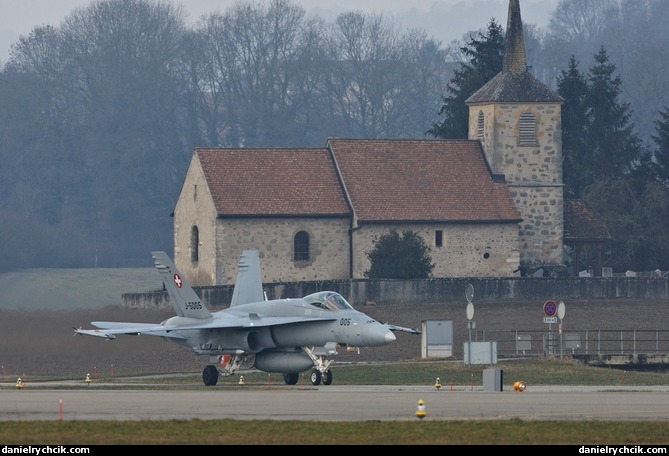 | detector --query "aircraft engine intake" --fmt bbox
[217,328,275,353]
